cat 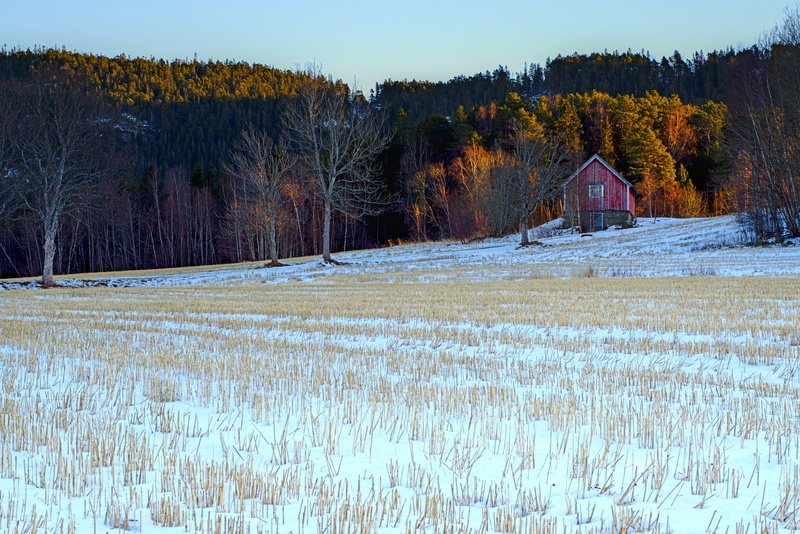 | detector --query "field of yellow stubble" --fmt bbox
[0,274,798,534]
